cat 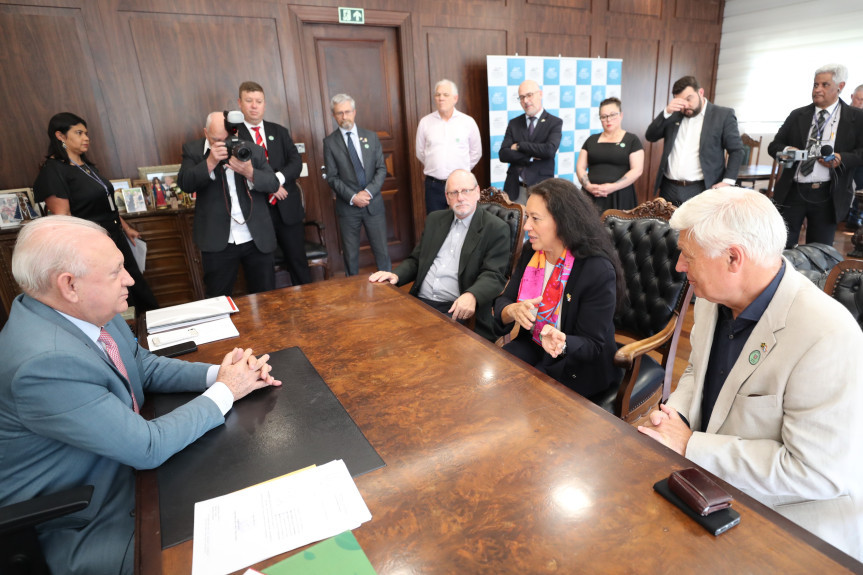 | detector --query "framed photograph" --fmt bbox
[110,178,132,192]
[123,187,148,214]
[0,194,22,228]
[114,190,127,213]
[137,164,180,183]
